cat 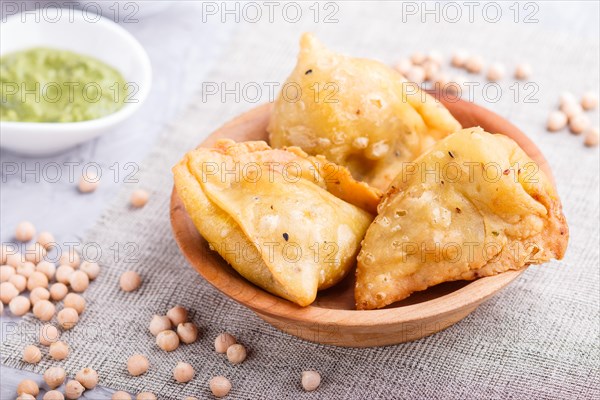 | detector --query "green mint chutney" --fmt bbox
[1,47,128,123]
